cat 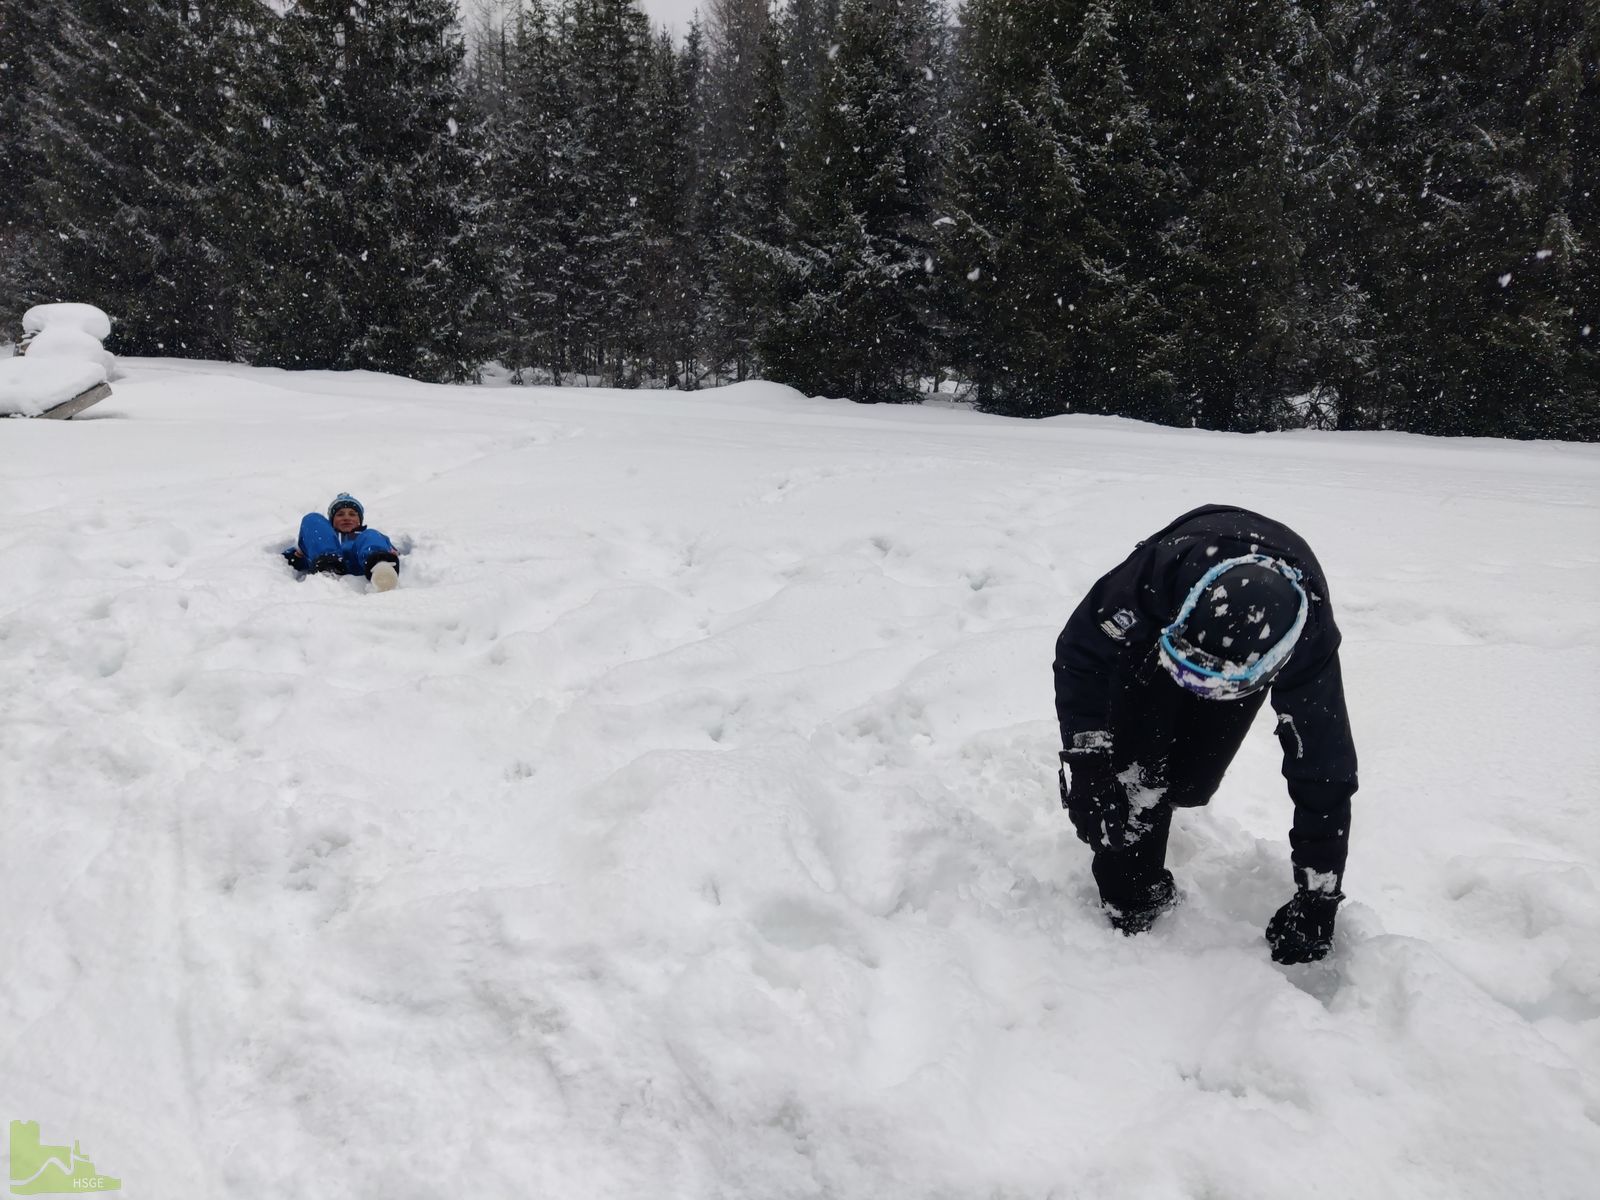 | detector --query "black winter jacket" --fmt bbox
[1053,504,1358,882]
